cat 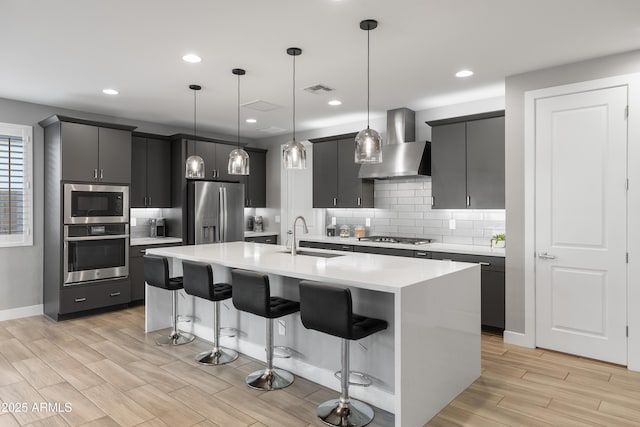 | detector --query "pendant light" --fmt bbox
[228,68,250,175]
[185,84,205,178]
[355,19,383,164]
[282,47,306,169]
